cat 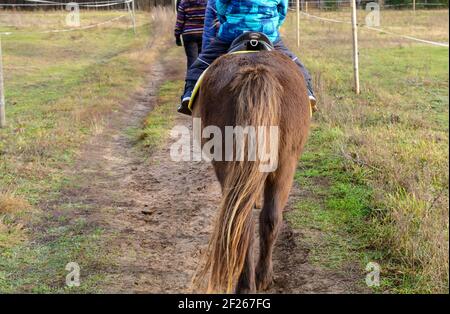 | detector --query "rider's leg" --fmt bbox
[273,40,317,111]
[178,38,230,115]
[183,34,202,70]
